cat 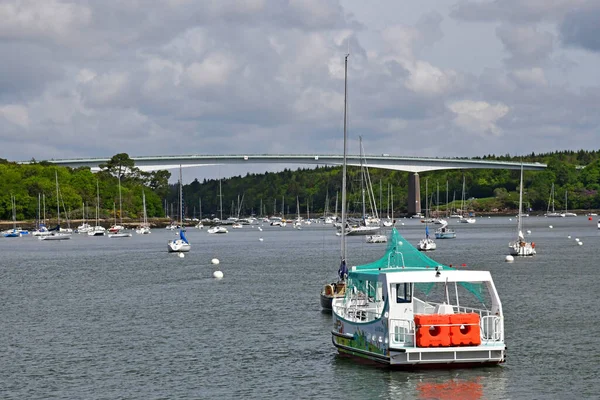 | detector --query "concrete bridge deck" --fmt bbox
[21,154,547,215]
